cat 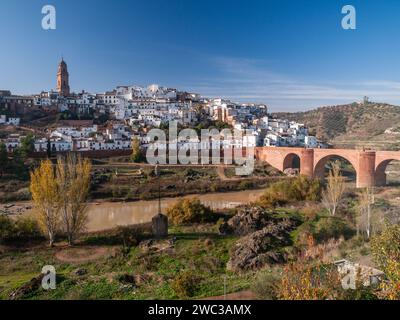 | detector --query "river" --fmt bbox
[85,189,264,232]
